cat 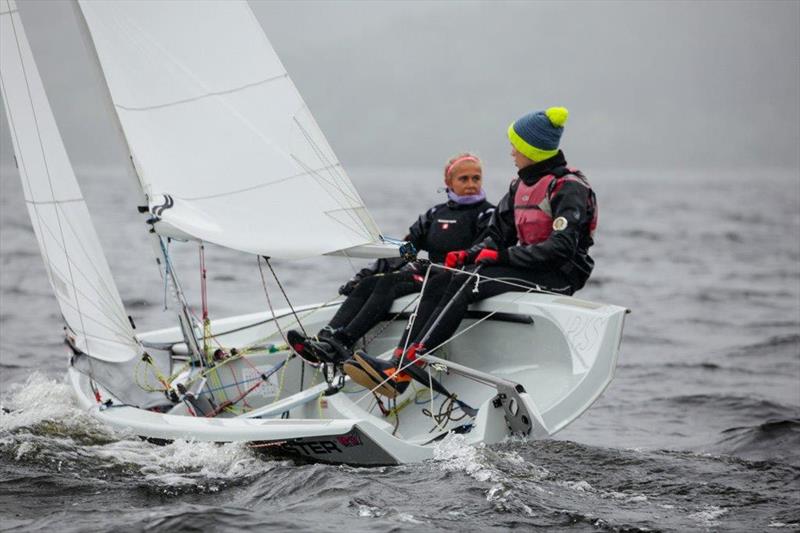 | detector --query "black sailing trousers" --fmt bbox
[397,264,576,352]
[327,270,424,344]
